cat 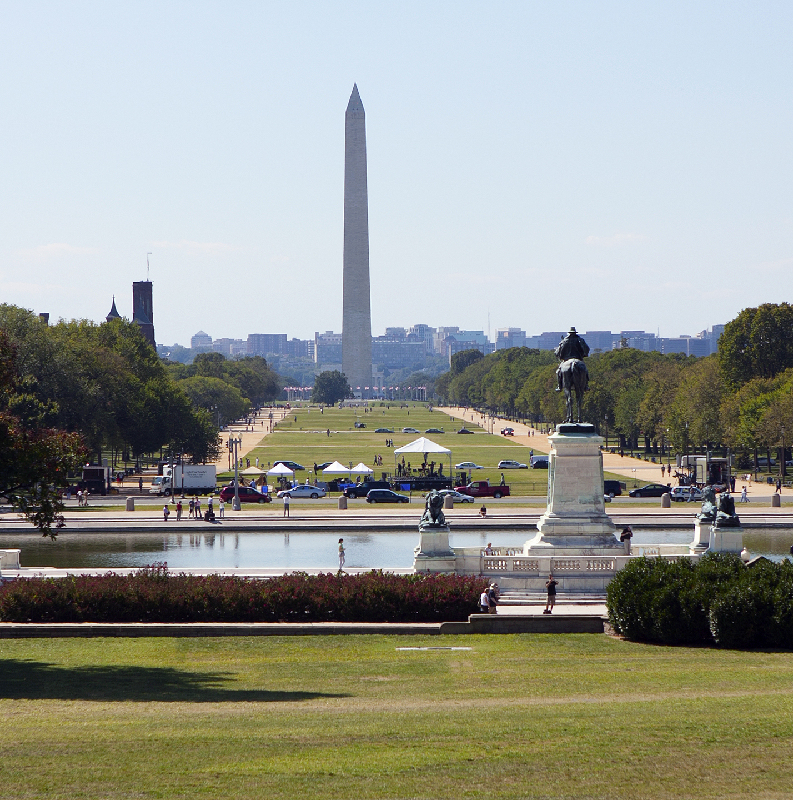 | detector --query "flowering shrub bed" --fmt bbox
[0,567,482,623]
[607,553,793,648]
